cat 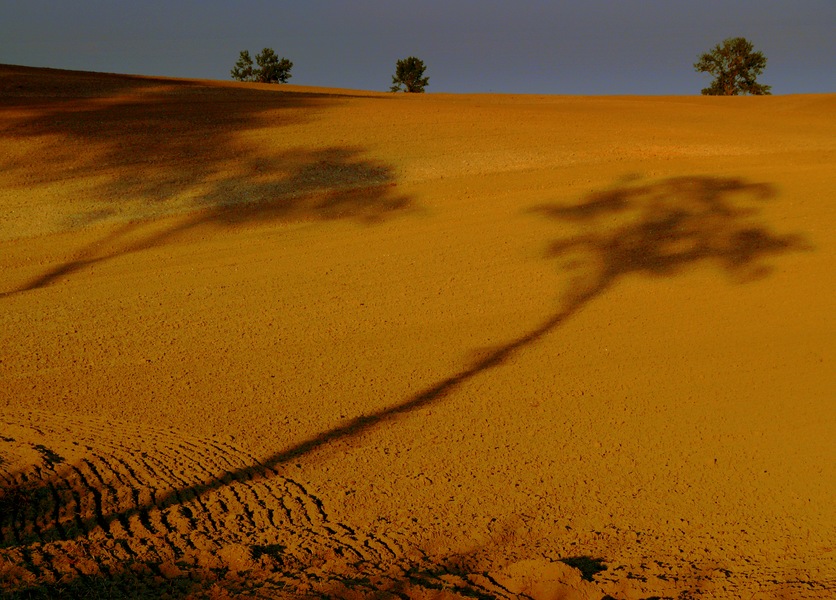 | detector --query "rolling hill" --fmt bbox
[1,64,834,599]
